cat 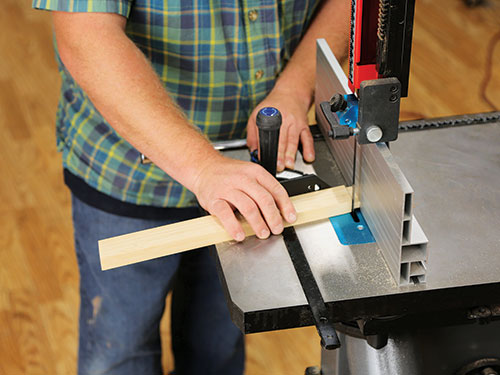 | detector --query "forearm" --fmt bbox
[273,0,350,105]
[52,12,297,242]
[53,13,221,192]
